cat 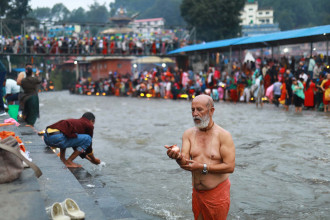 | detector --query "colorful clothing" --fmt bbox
[292,81,305,107]
[265,84,274,102]
[192,178,231,220]
[279,83,286,105]
[292,81,305,100]
[304,81,316,107]
[47,117,93,138]
[45,117,94,158]
[321,79,330,104]
[254,77,264,104]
